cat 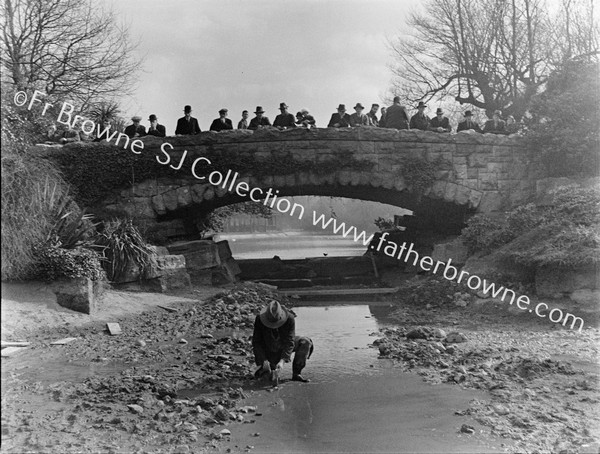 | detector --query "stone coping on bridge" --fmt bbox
[119,125,523,147]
